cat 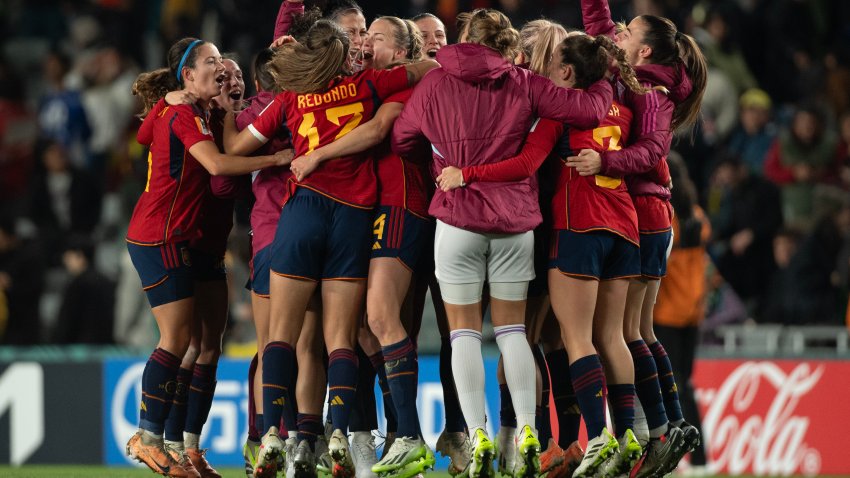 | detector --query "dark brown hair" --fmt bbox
[638,15,707,130]
[132,37,206,117]
[268,20,349,94]
[558,34,646,94]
